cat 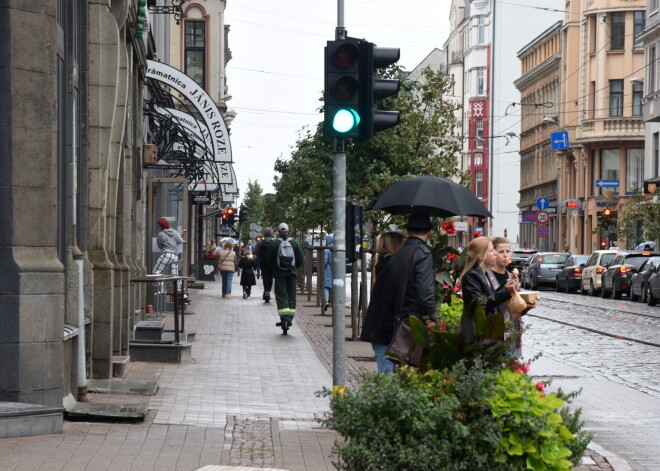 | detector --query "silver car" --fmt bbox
[521,252,570,289]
